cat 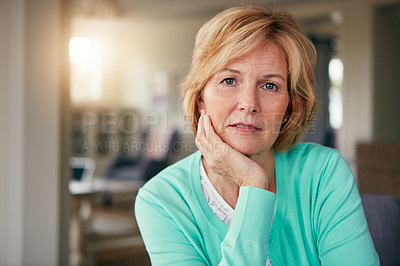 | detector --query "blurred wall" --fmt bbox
[0,0,62,265]
[0,0,25,264]
[0,0,11,263]
[338,0,375,170]
[373,3,400,142]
